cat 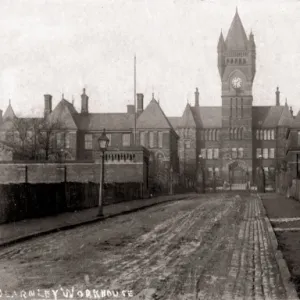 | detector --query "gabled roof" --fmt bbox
[49,98,78,130]
[261,106,284,128]
[3,102,16,120]
[74,113,134,131]
[225,10,248,50]
[136,98,174,130]
[191,107,222,128]
[168,117,181,129]
[178,104,196,128]
[252,106,271,127]
[291,111,300,128]
[278,105,294,127]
